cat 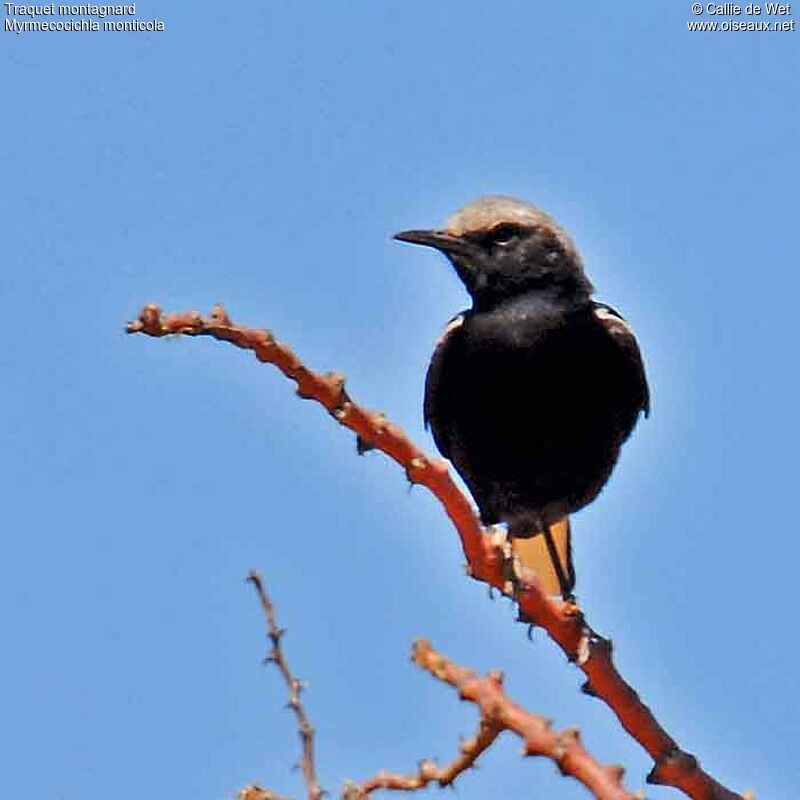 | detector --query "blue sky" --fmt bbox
[3,3,798,799]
